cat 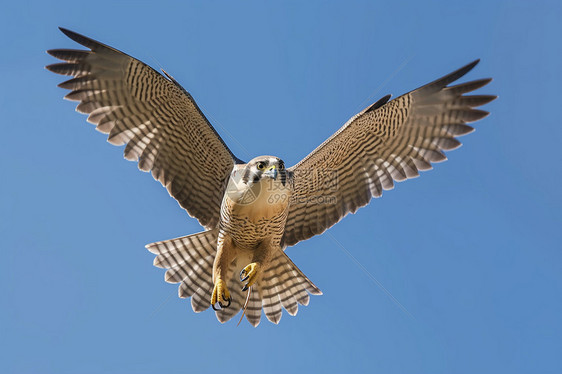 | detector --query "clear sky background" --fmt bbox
[1,1,561,373]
